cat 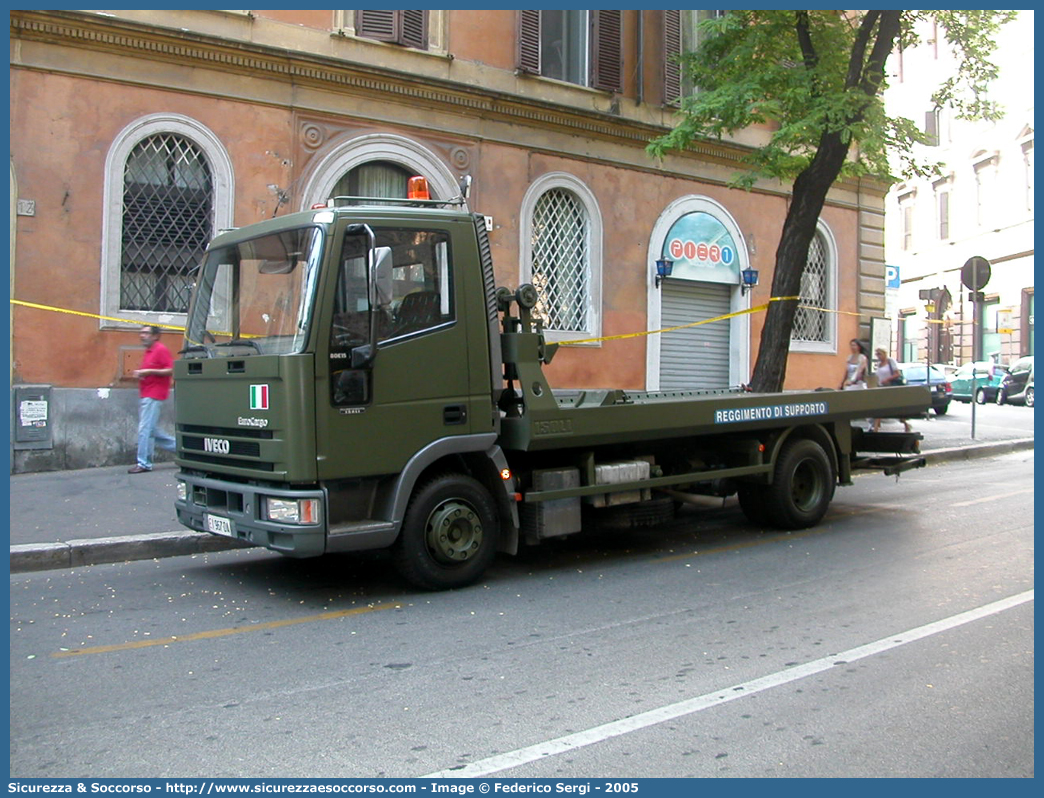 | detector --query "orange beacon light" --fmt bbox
[407,176,431,200]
